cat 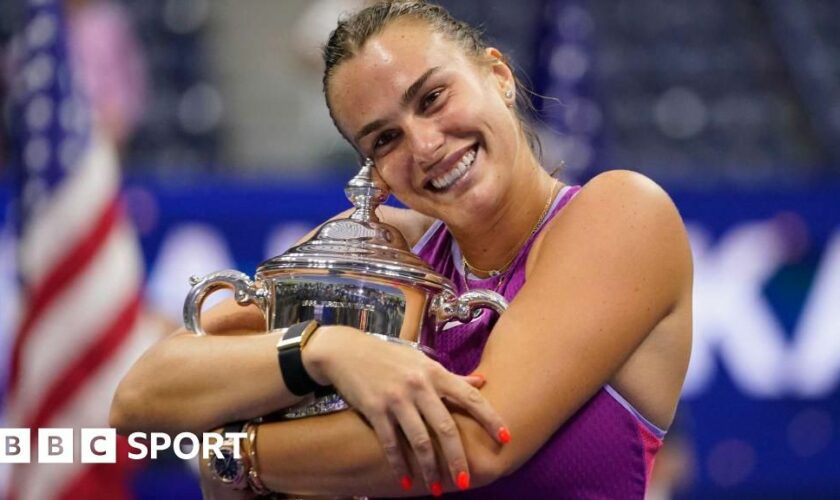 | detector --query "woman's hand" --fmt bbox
[302,326,508,493]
